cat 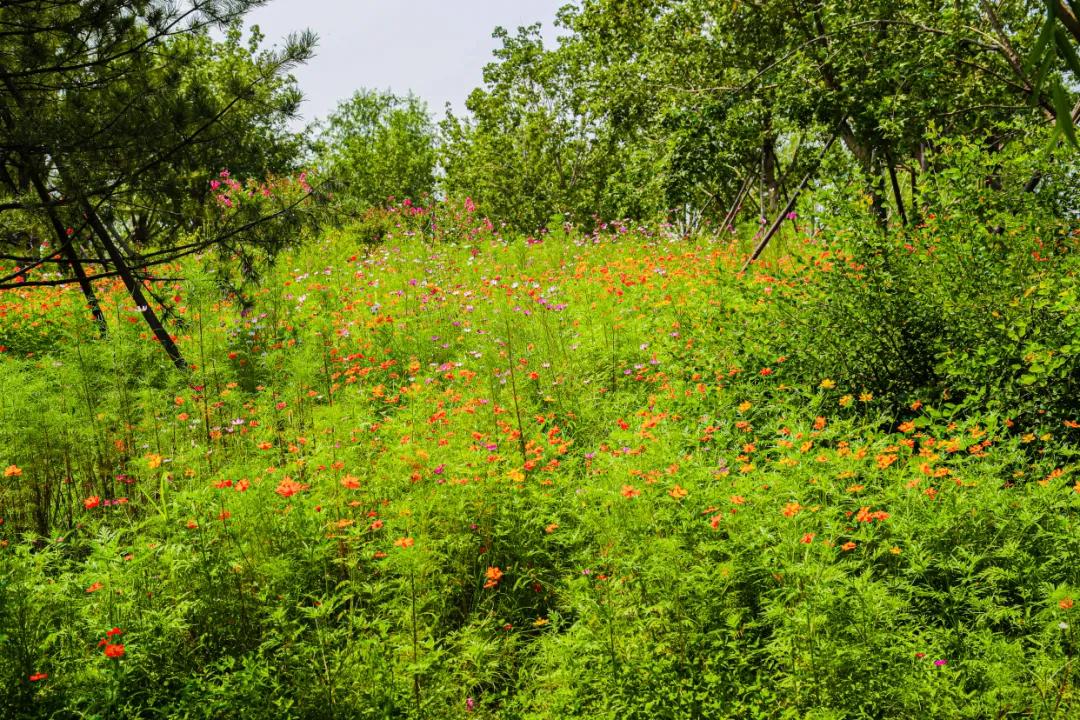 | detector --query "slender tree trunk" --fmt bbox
[909,164,920,225]
[80,200,187,370]
[27,173,108,337]
[762,134,780,214]
[721,175,752,232]
[742,126,841,272]
[885,151,907,226]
